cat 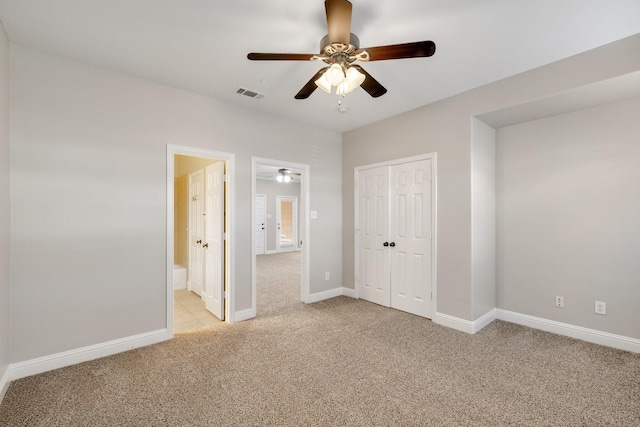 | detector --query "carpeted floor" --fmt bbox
[1,252,639,426]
